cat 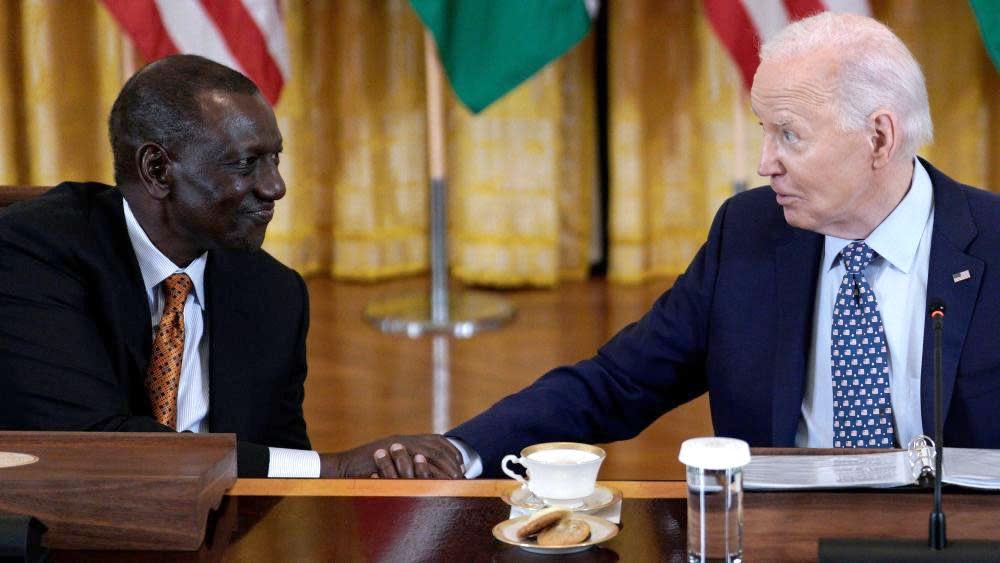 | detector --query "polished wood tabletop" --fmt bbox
[51,479,1000,562]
